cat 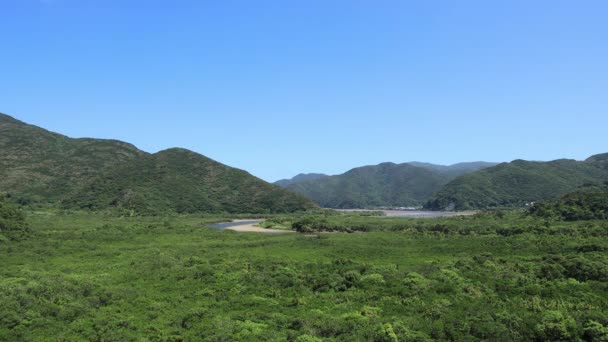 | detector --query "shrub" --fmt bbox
[0,195,29,240]
[360,274,386,287]
[534,311,577,341]
[402,272,430,295]
[583,321,608,341]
